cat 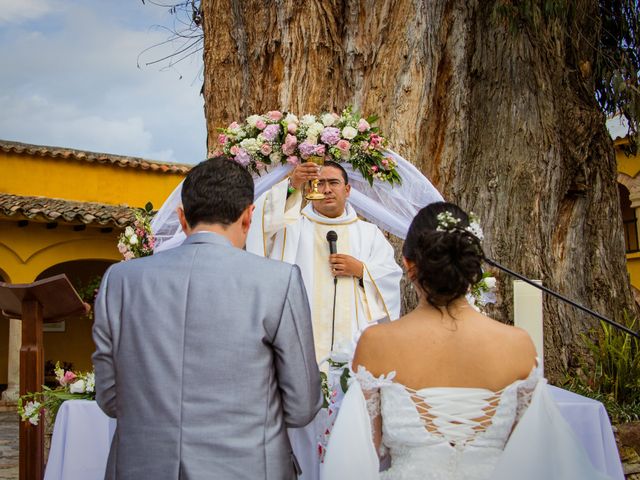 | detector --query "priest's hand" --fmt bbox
[290,162,321,190]
[330,254,364,278]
